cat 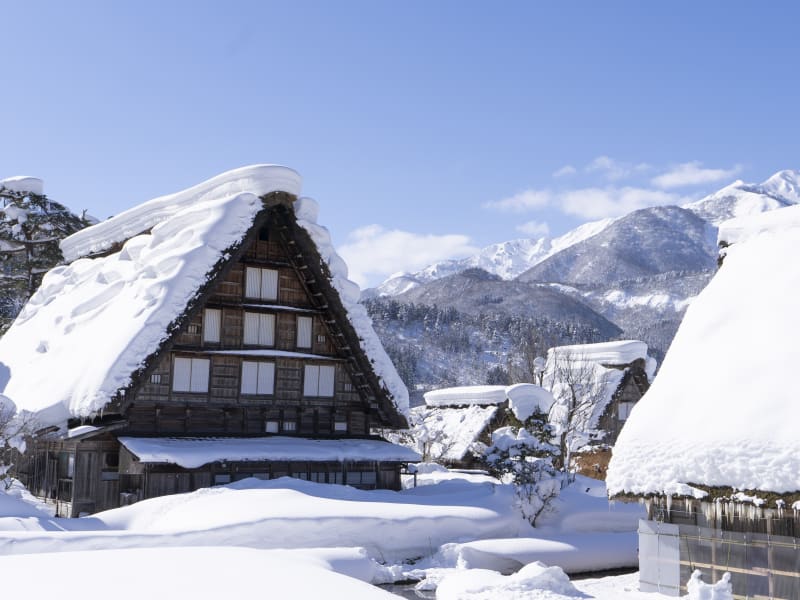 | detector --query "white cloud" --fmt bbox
[585,155,629,181]
[337,225,479,288]
[559,186,683,219]
[652,161,742,189]
[483,189,551,212]
[516,220,550,237]
[552,165,577,178]
[584,156,653,181]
